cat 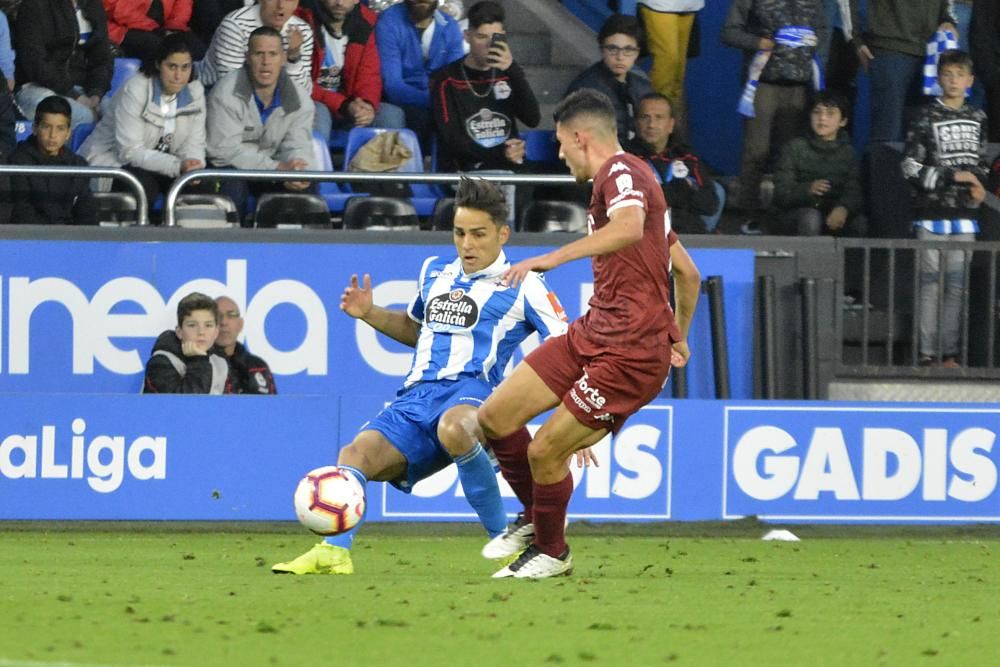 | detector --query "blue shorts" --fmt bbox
[362,376,492,492]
